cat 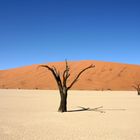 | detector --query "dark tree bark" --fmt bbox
[132,83,140,95]
[58,89,68,112]
[40,60,95,112]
